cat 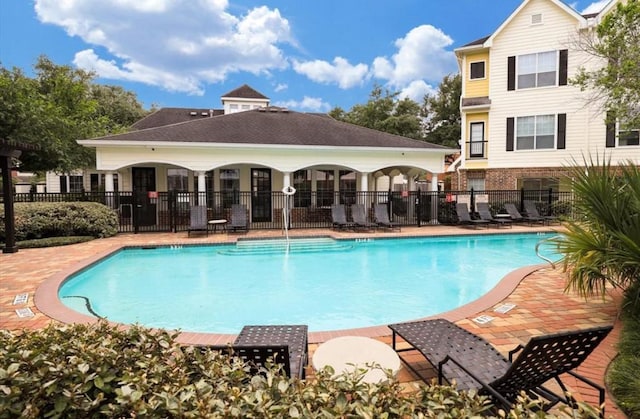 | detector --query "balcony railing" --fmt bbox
[466,140,488,159]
